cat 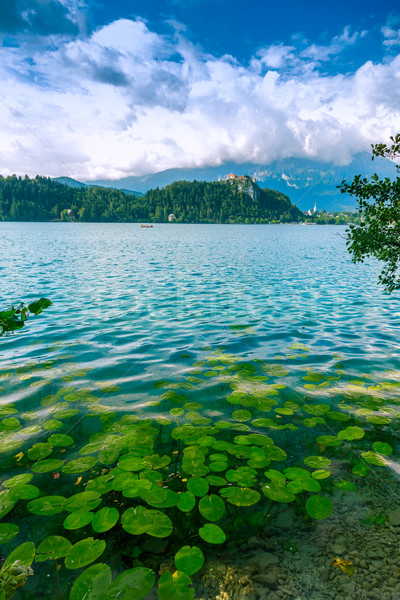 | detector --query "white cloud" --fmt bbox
[1,18,400,180]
